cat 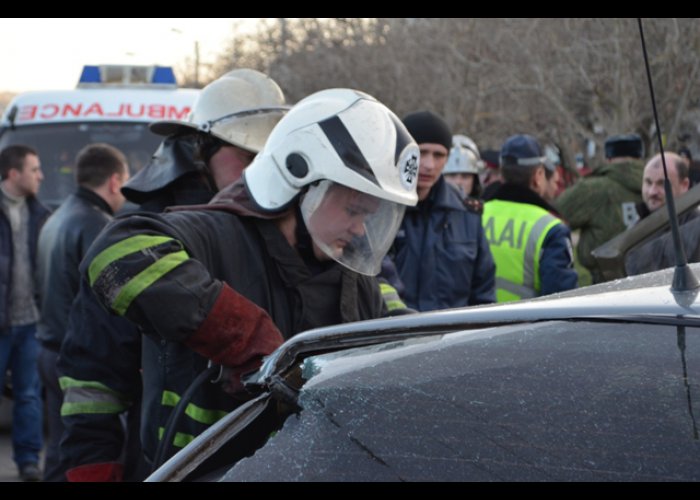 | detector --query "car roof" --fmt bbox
[248,263,700,388]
